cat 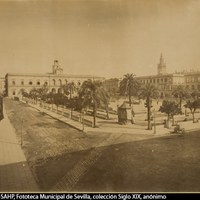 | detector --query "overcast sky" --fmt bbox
[0,0,200,78]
